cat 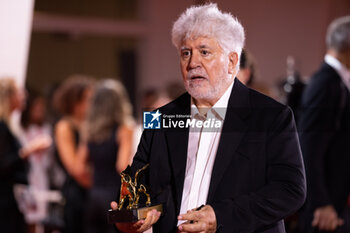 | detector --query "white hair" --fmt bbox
[171,3,245,57]
[326,15,350,53]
